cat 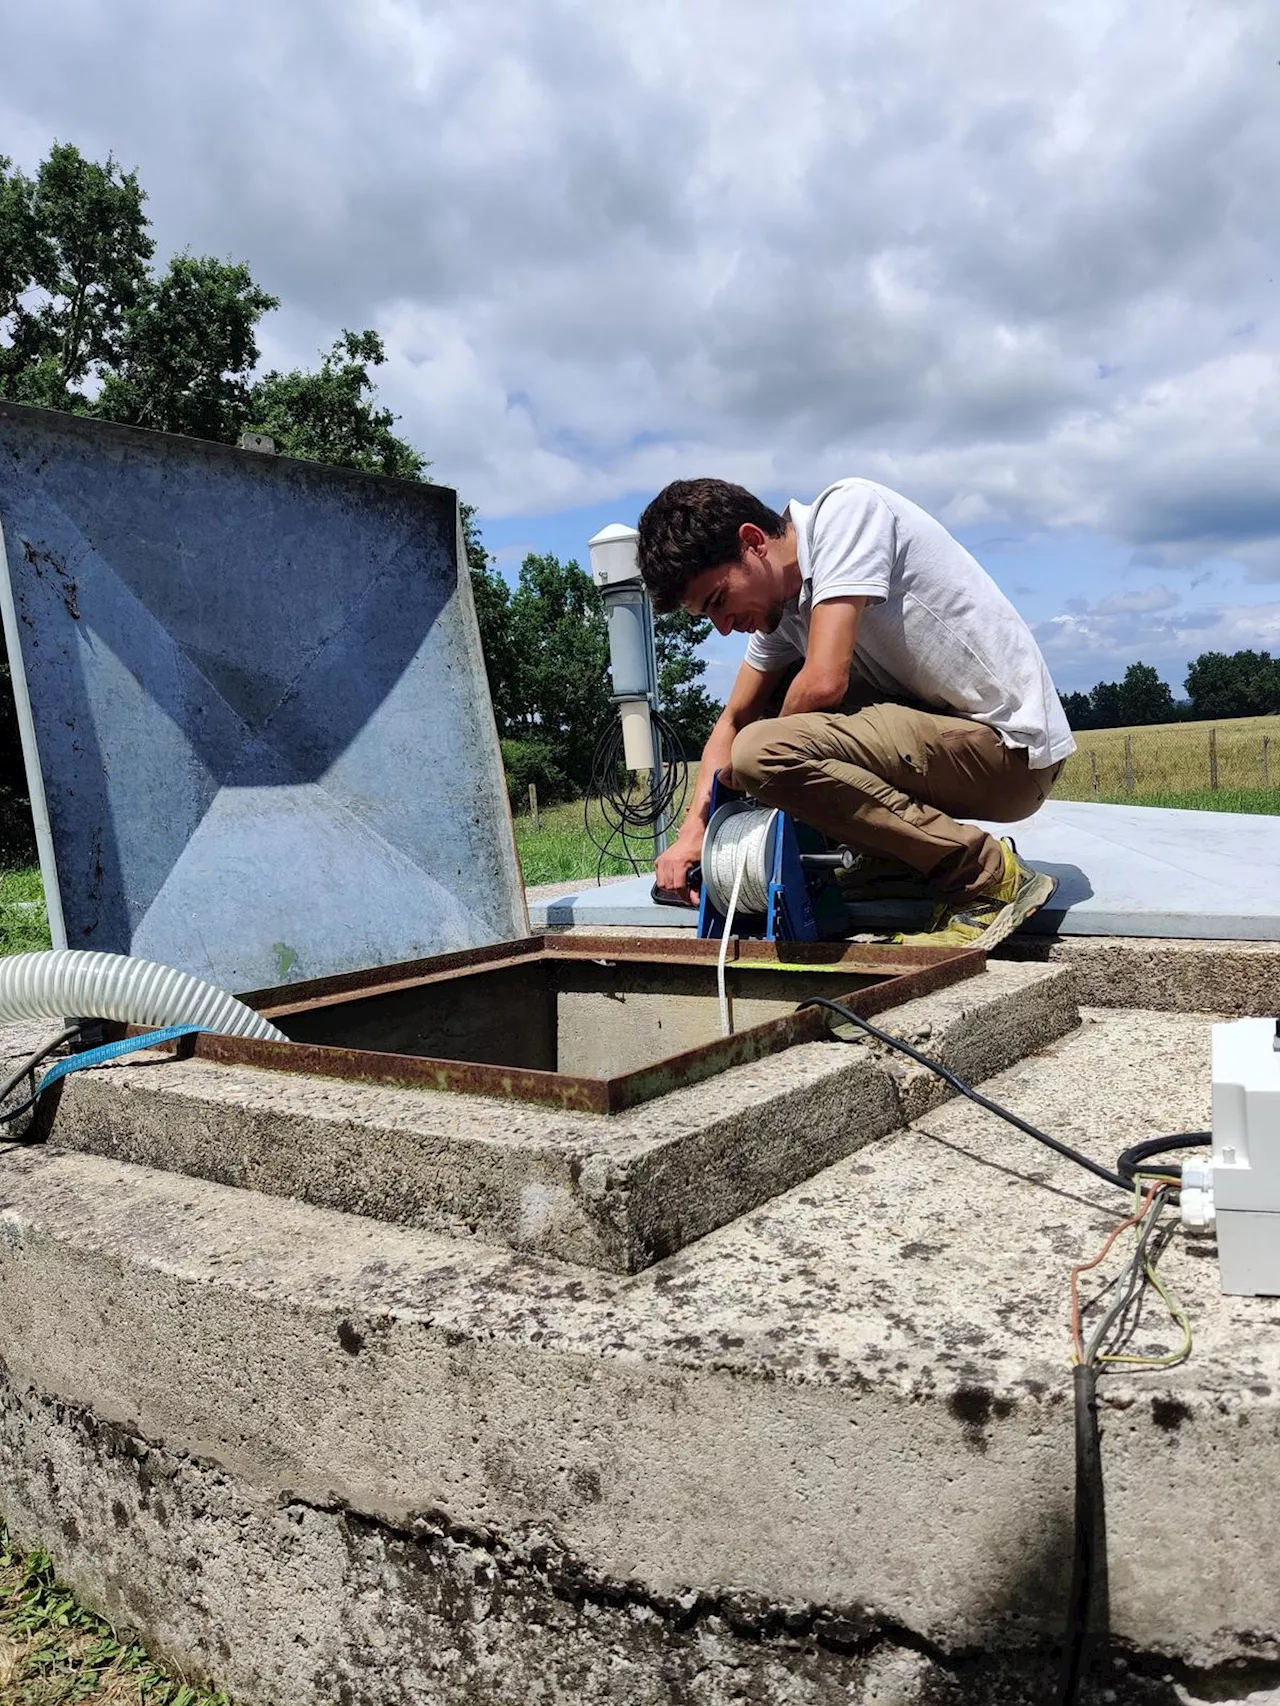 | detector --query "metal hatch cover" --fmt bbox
[0,403,526,992]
